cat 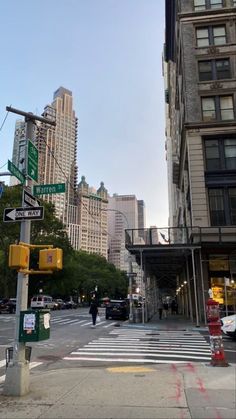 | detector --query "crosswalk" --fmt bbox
[0,314,118,329]
[63,328,212,364]
[50,315,117,328]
